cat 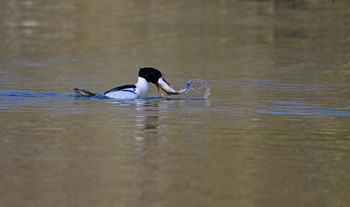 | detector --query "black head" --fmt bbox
[138,67,162,85]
